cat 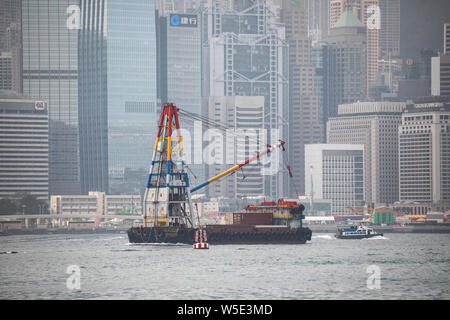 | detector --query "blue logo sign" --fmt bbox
[170,14,197,28]
[170,14,180,26]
